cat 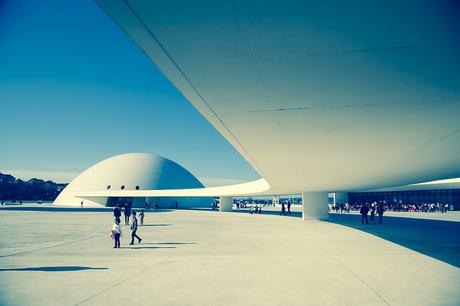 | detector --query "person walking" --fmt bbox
[80,201,84,208]
[360,204,369,225]
[124,205,131,225]
[377,203,385,224]
[139,210,145,225]
[287,200,292,215]
[130,211,142,245]
[280,202,286,216]
[111,219,122,248]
